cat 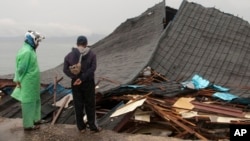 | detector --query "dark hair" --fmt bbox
[77,35,88,46]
